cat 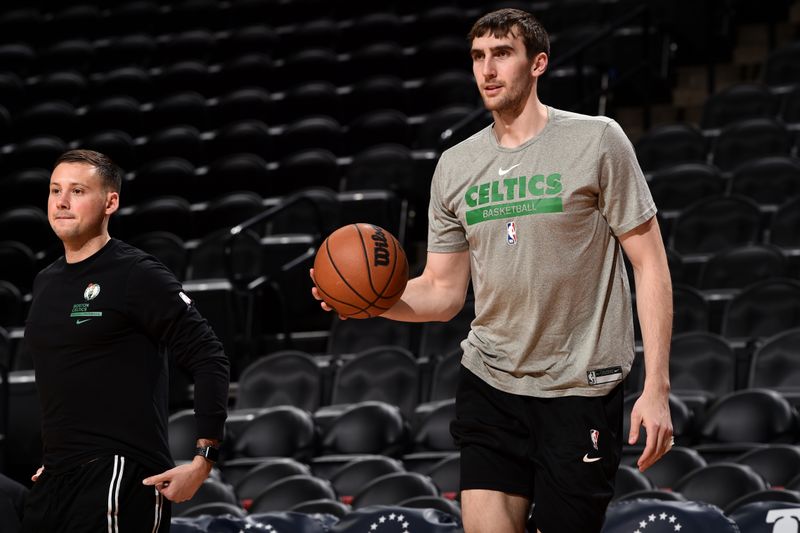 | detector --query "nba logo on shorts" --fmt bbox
[506,221,517,245]
[590,429,599,450]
